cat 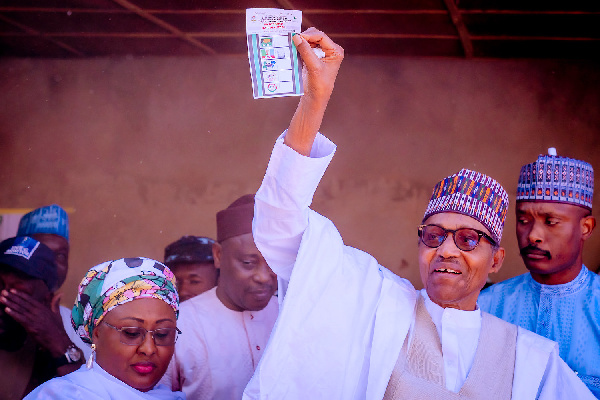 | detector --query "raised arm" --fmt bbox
[253,29,343,281]
[285,28,344,156]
